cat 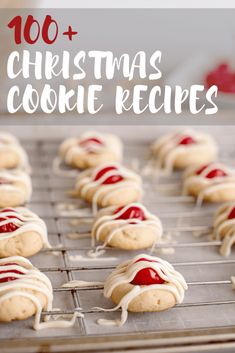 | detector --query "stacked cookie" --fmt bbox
[0,133,32,208]
[0,132,29,170]
[0,133,56,329]
[0,134,34,253]
[0,133,50,257]
[148,129,235,206]
[149,129,235,256]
